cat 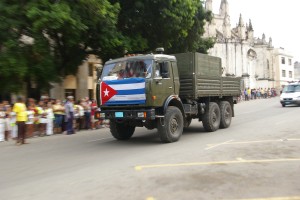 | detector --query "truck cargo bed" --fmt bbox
[174,52,241,99]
